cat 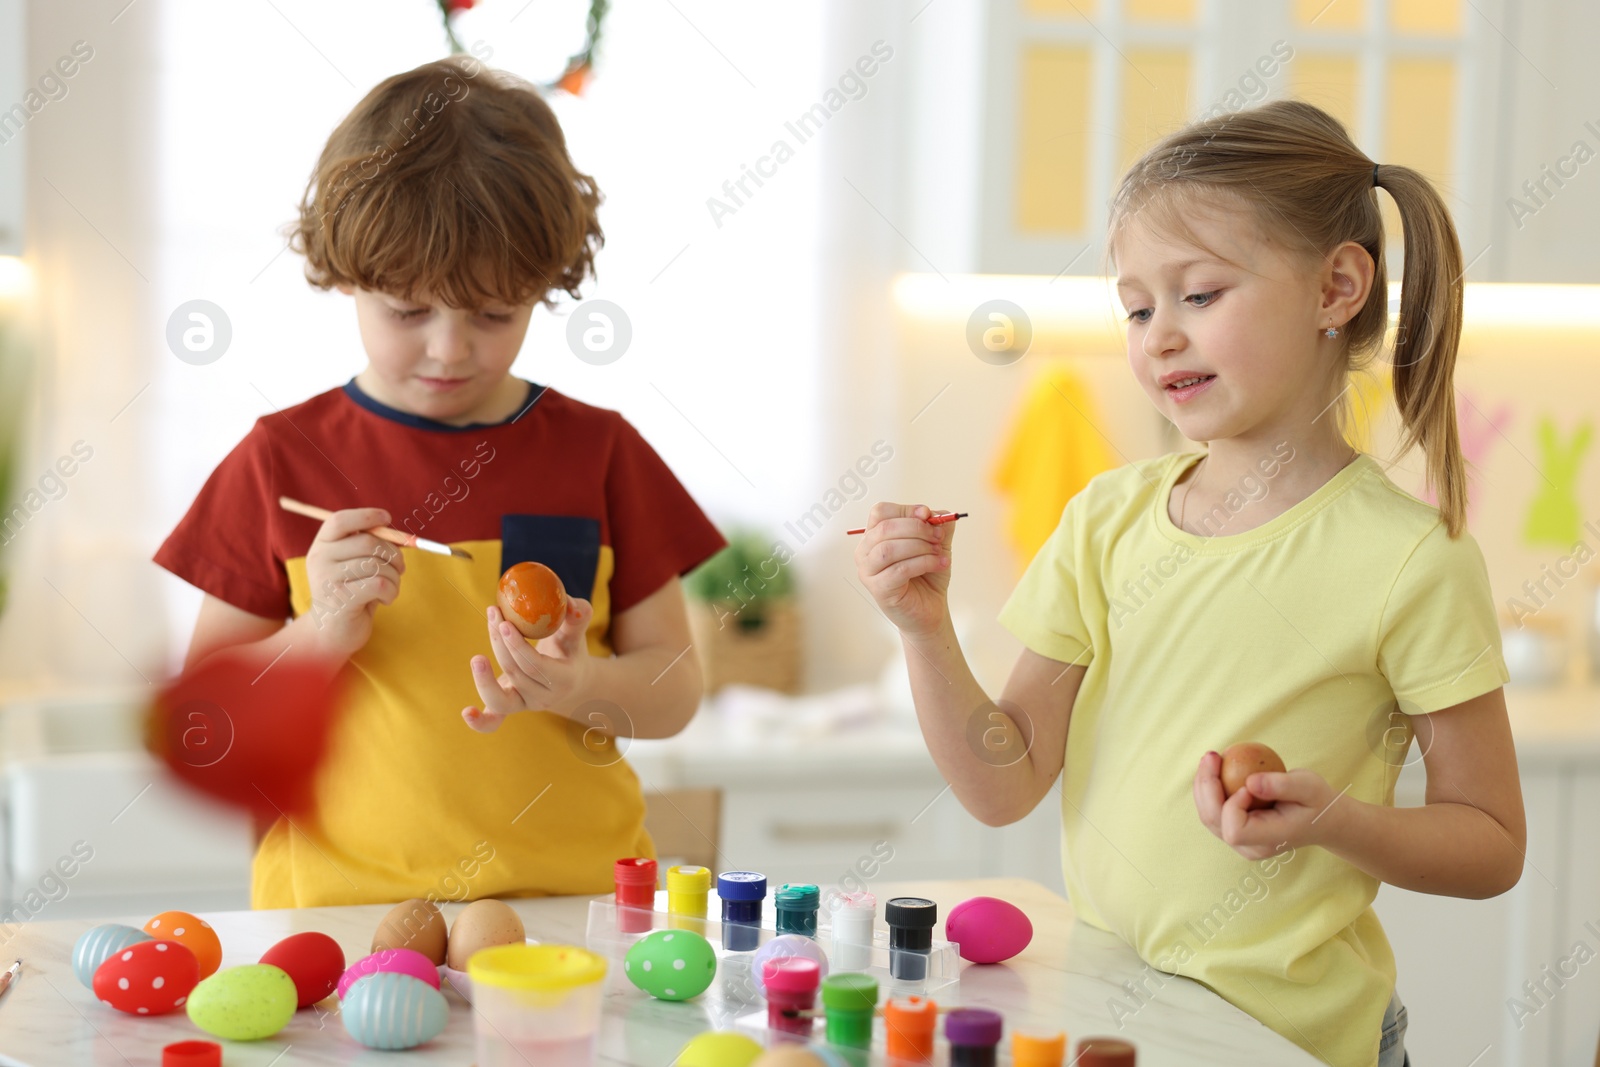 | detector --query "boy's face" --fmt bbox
[340,284,537,426]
